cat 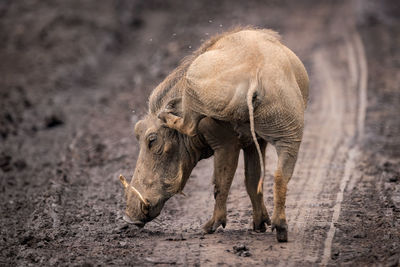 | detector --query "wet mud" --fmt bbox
[0,0,399,266]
